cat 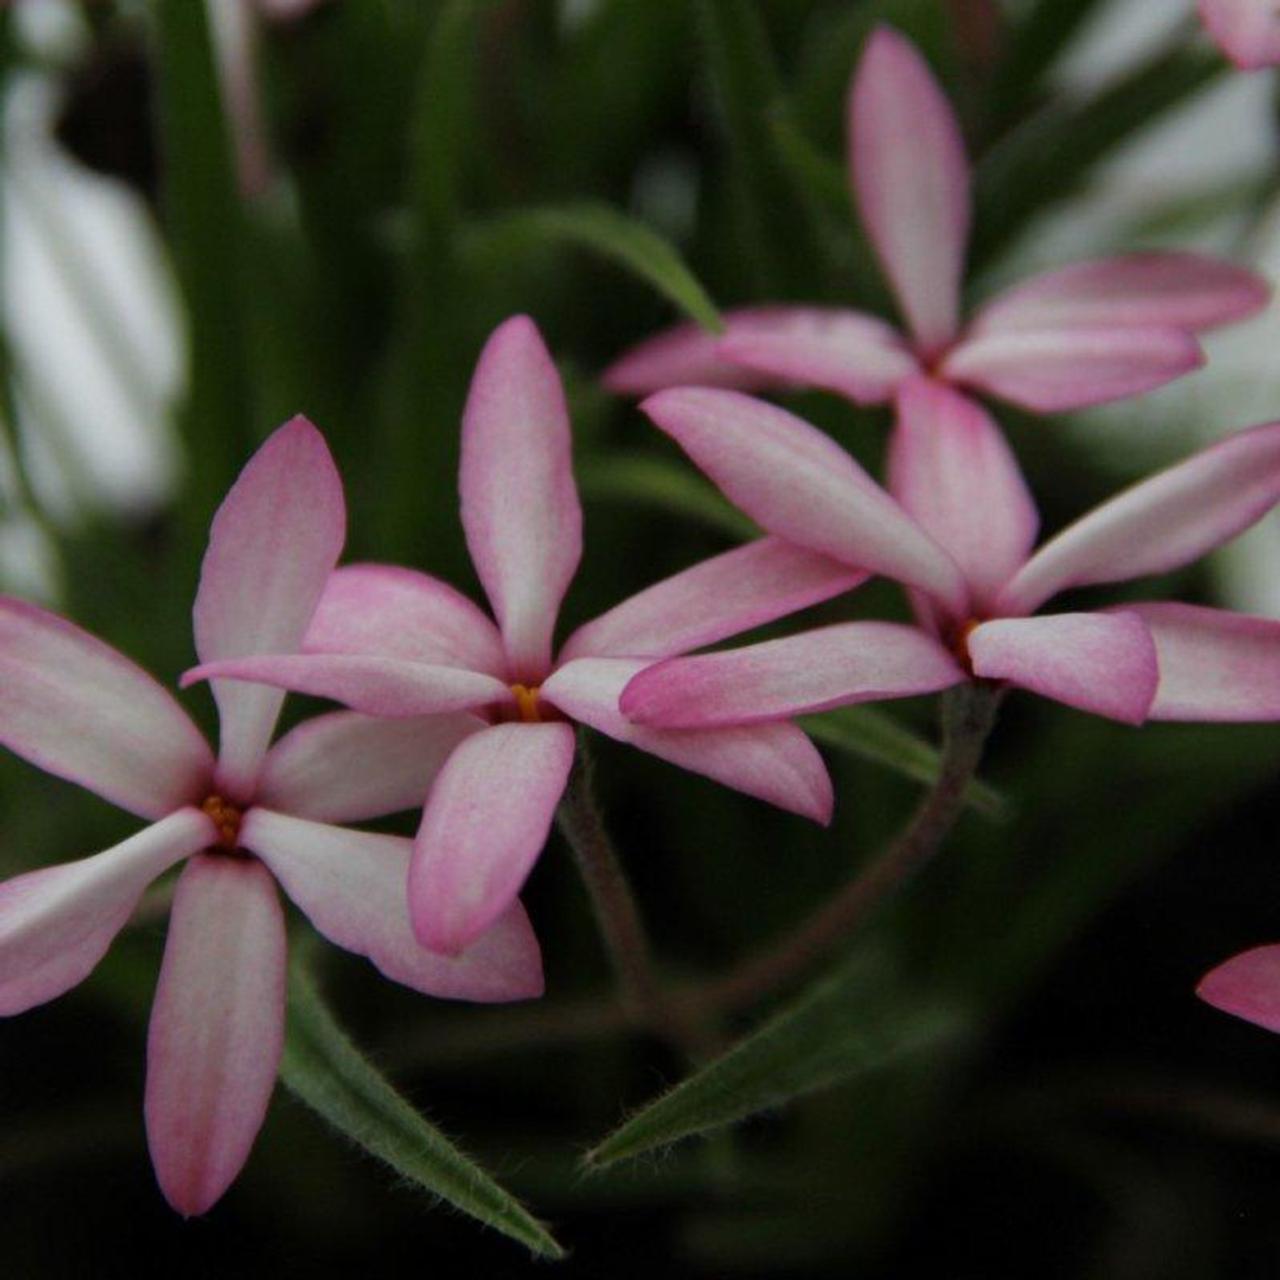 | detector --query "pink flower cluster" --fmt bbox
[606,31,1280,1077]
[3,23,1280,1220]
